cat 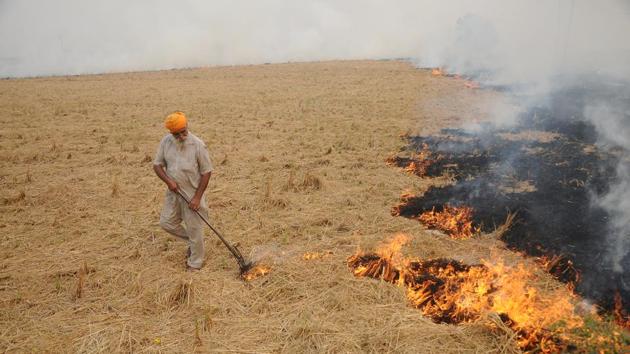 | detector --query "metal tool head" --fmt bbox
[238,260,255,276]
[175,191,261,280]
